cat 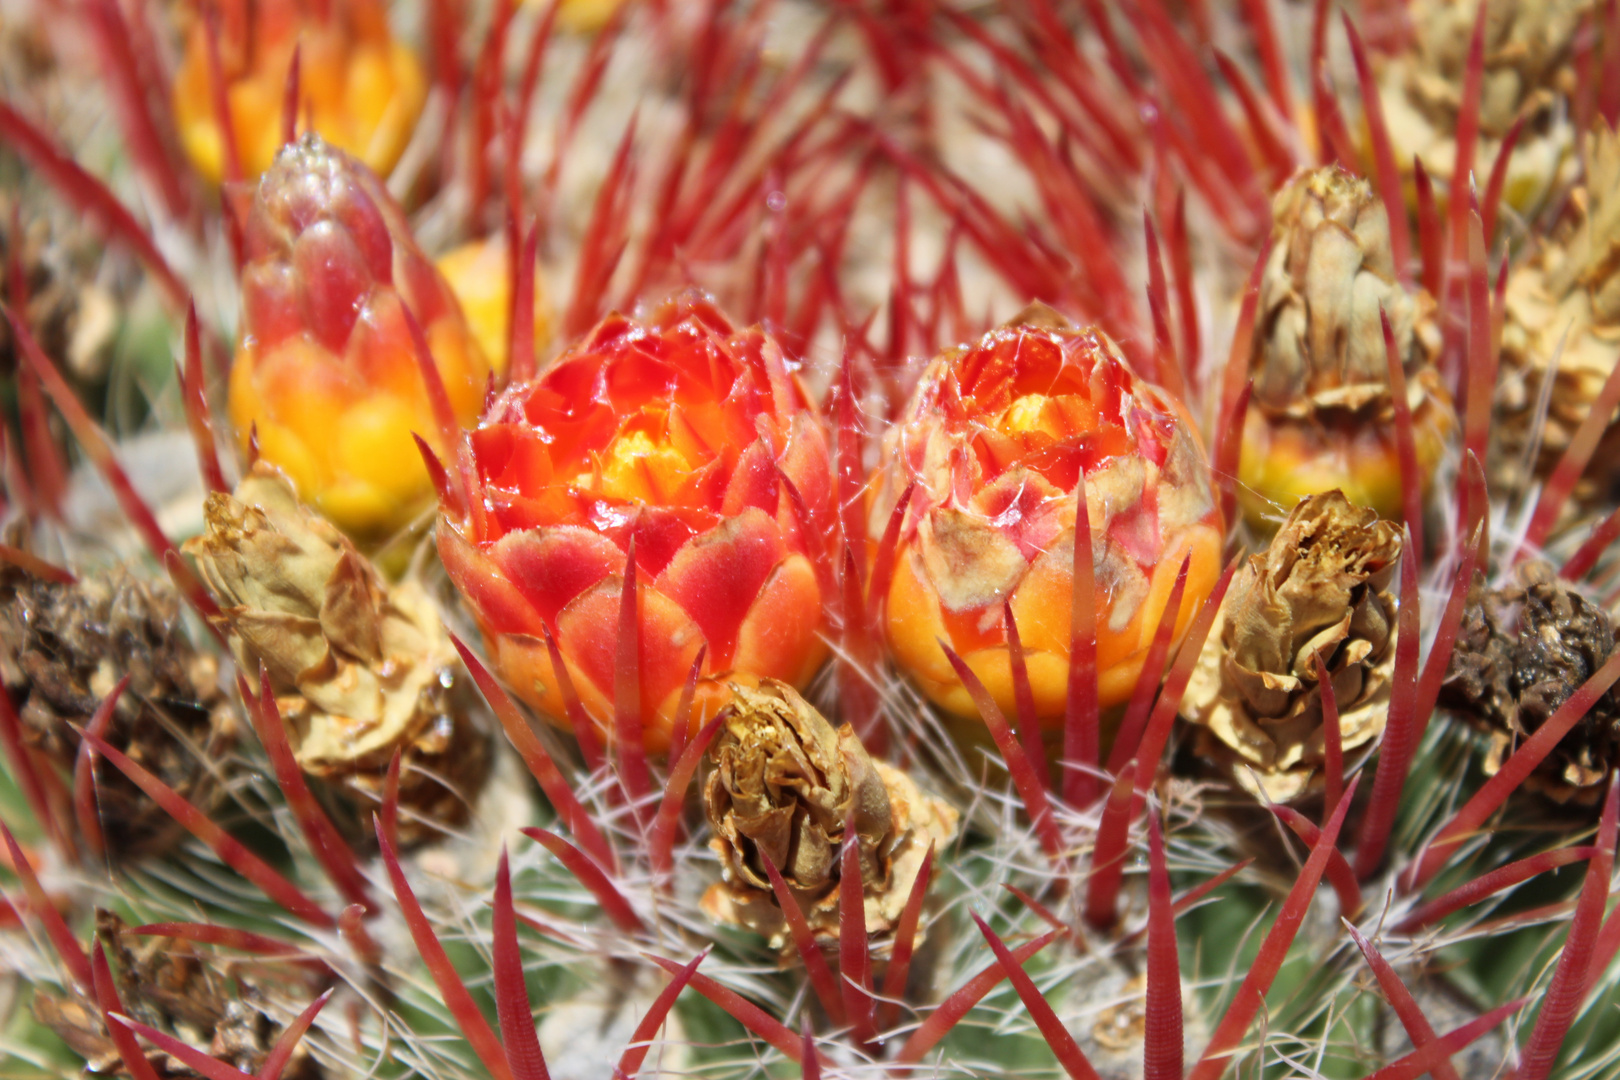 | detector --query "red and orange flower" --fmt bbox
[872,309,1225,727]
[228,135,493,540]
[437,295,833,753]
